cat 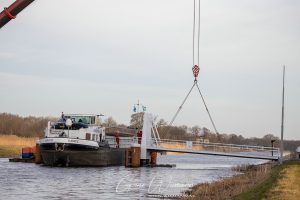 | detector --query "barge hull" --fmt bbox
[41,148,126,167]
